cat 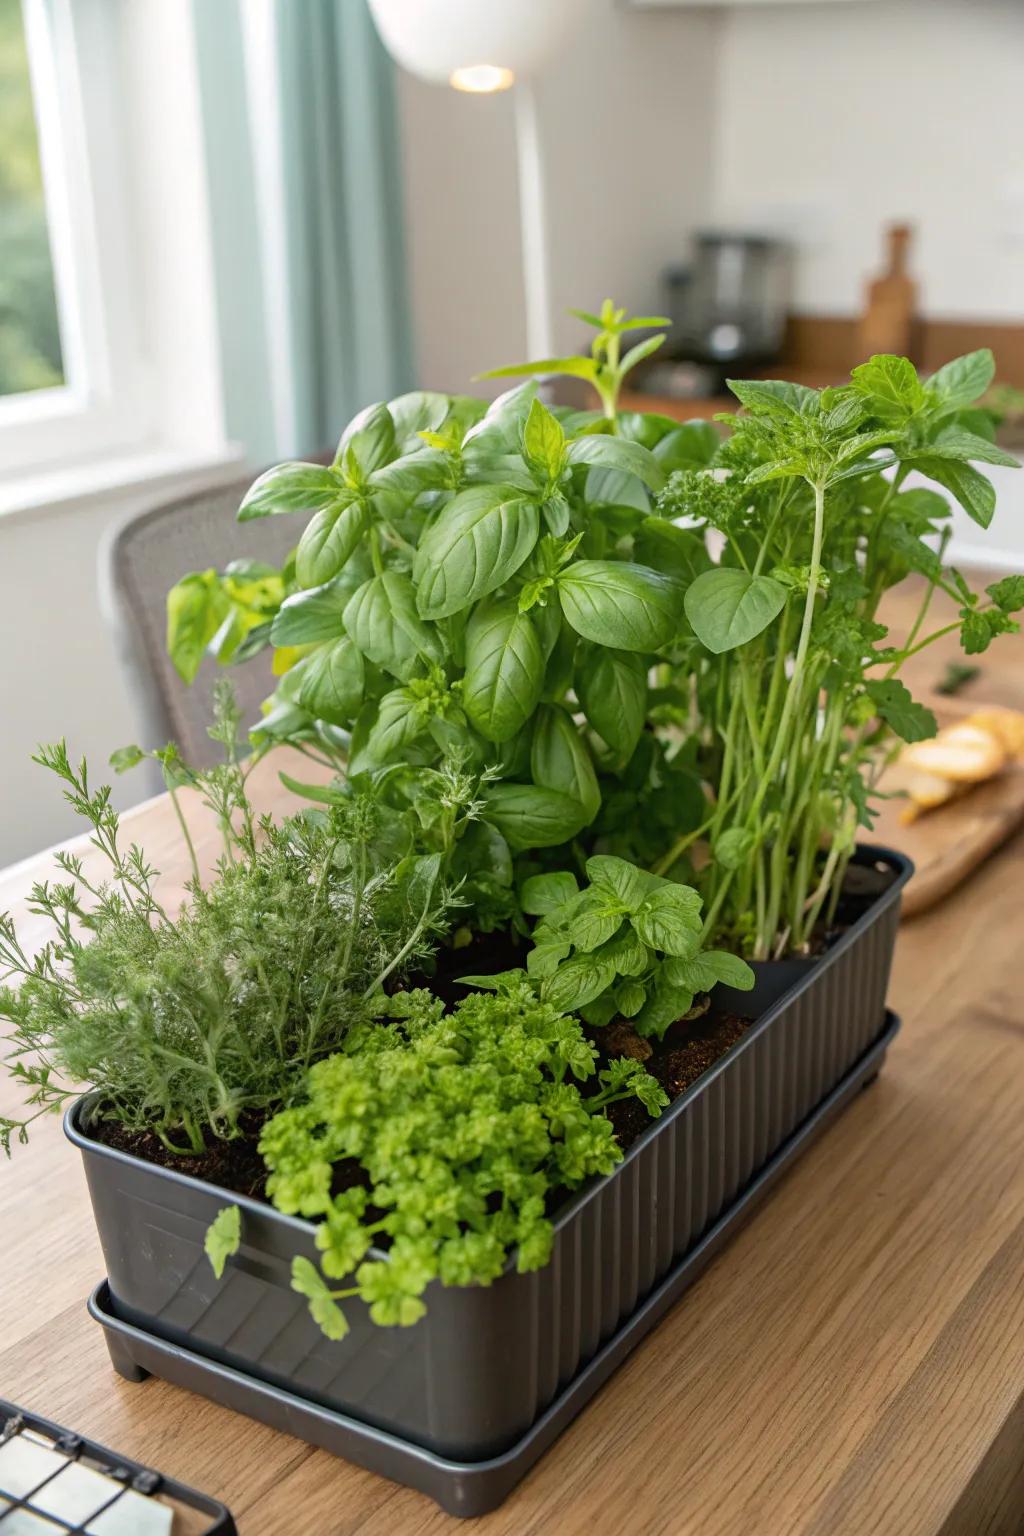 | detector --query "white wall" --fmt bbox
[709,0,1024,319]
[0,462,243,868]
[396,0,721,394]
